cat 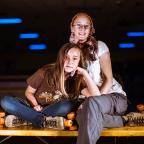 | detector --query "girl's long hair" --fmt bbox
[46,43,86,99]
[70,12,98,61]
